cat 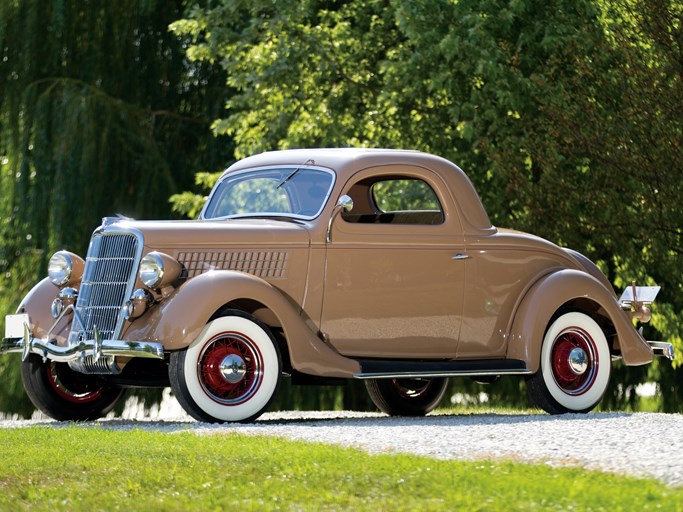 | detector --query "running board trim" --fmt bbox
[353,358,532,380]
